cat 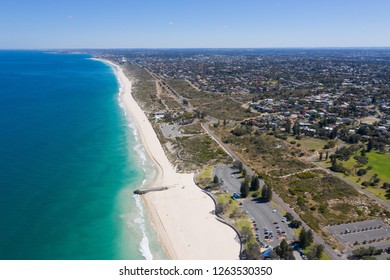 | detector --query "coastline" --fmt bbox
[97,58,240,259]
